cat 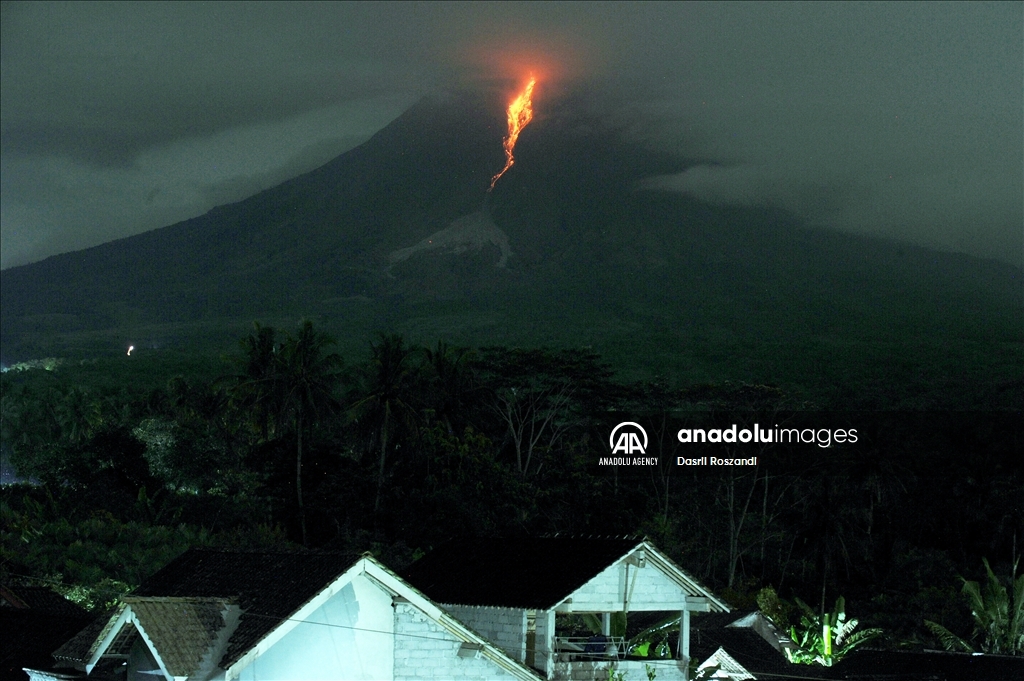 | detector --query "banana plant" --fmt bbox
[785,596,882,666]
[925,557,1024,655]
[625,614,679,659]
